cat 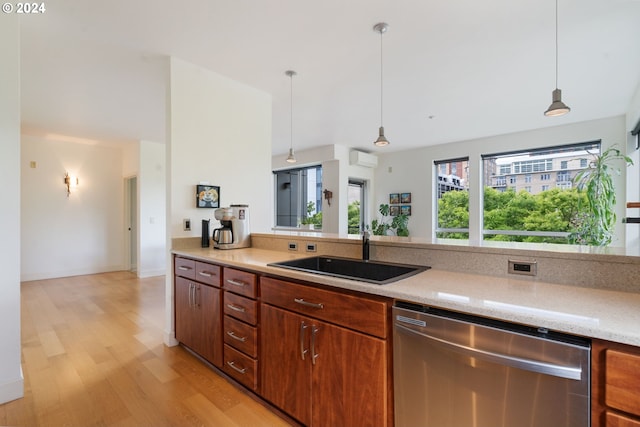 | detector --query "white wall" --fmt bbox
[21,136,126,280]
[139,140,166,277]
[375,116,629,245]
[0,17,24,404]
[165,57,272,345]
